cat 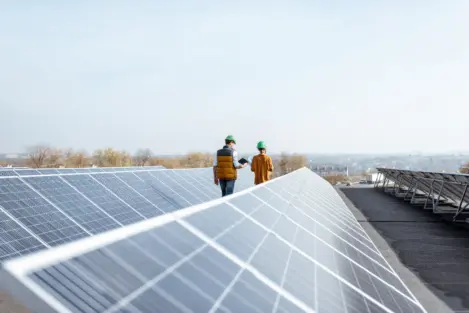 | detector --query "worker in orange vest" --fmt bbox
[251,141,274,185]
